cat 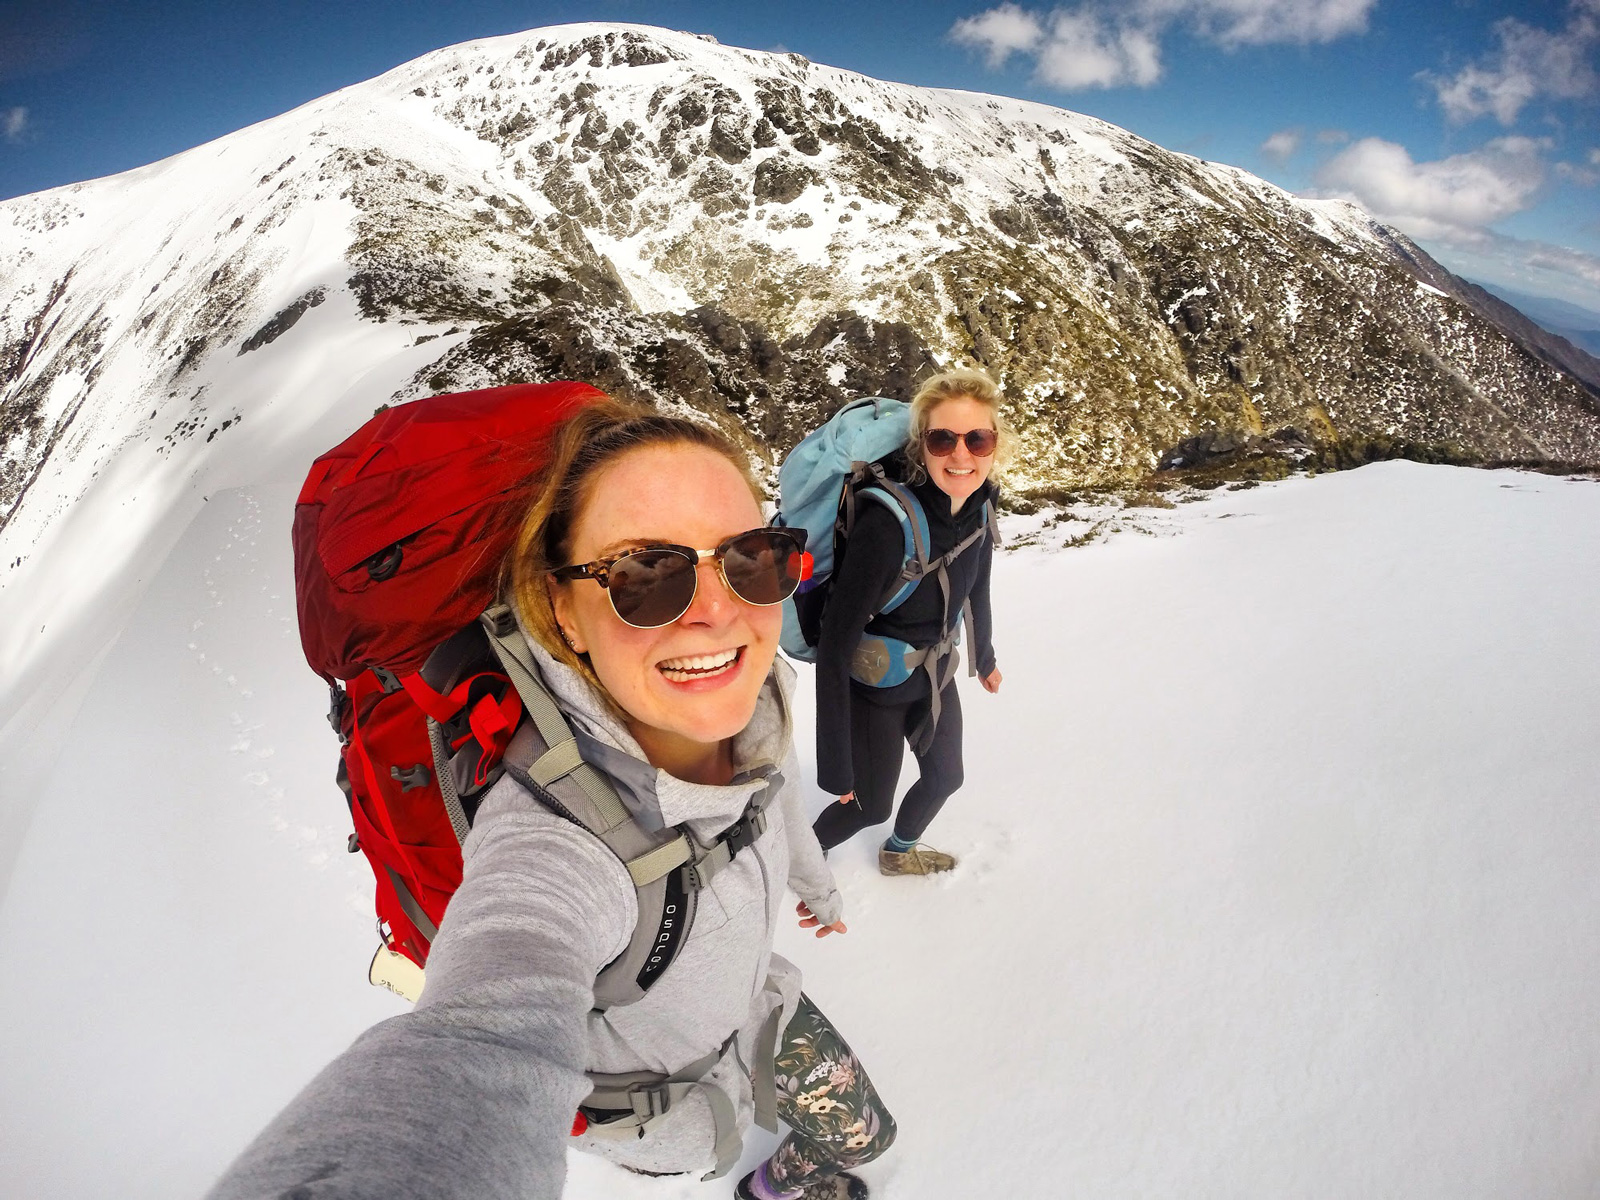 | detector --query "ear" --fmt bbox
[547,575,588,654]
